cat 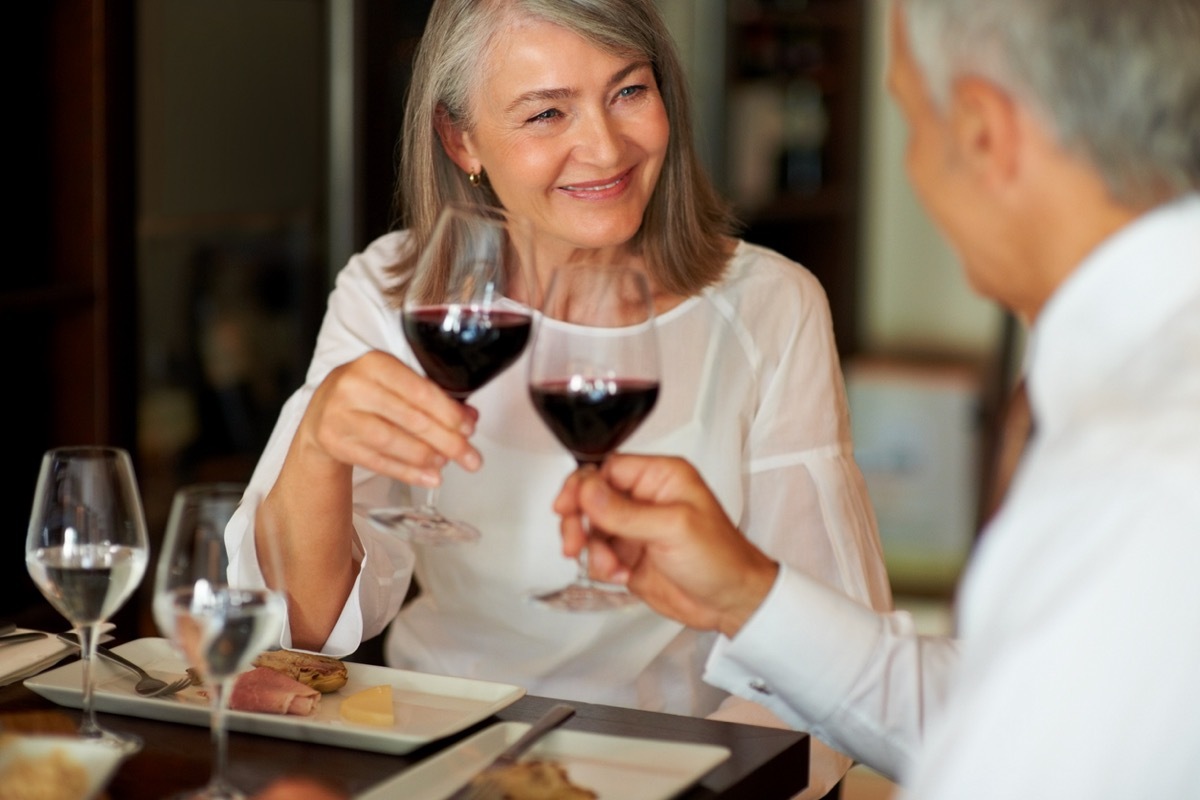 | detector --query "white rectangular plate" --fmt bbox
[24,637,525,755]
[357,721,730,800]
